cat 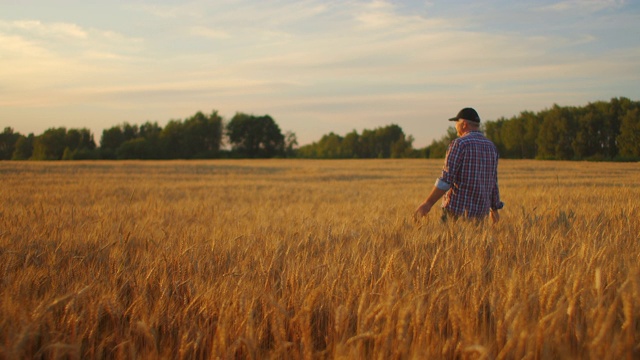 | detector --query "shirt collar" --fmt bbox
[462,130,482,137]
